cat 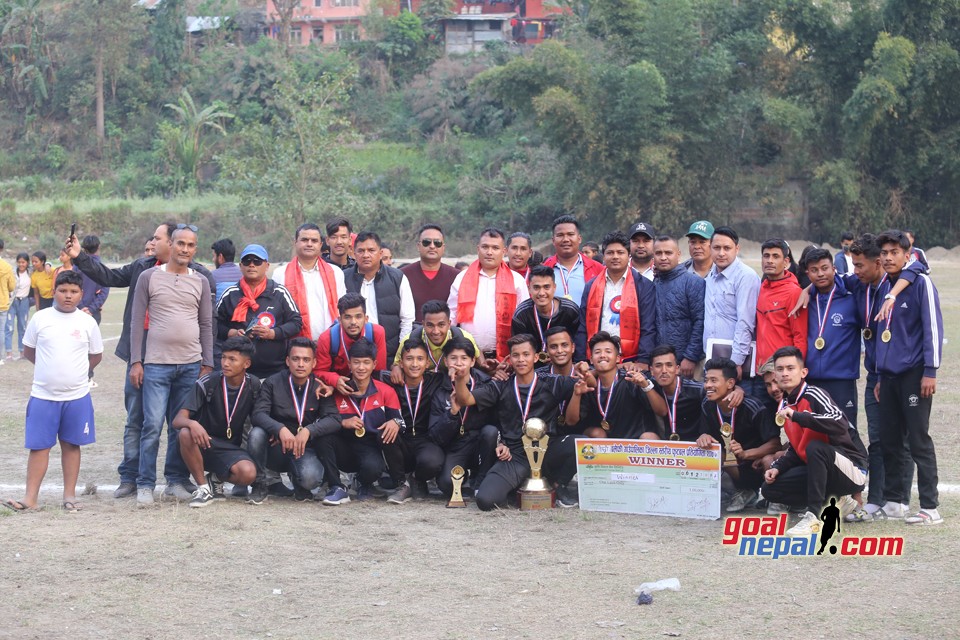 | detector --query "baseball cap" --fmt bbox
[628,221,657,239]
[685,220,714,240]
[240,244,269,261]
